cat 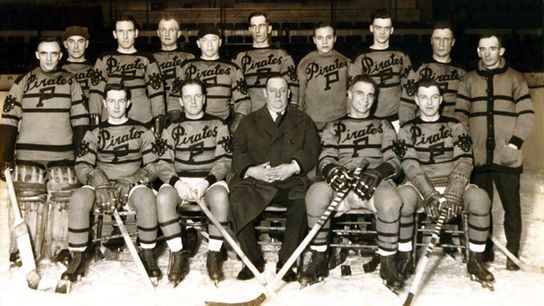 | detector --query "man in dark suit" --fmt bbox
[229,73,320,282]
